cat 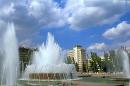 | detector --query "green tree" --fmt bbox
[103,50,123,73]
[65,57,74,64]
[104,52,110,72]
[90,52,102,72]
